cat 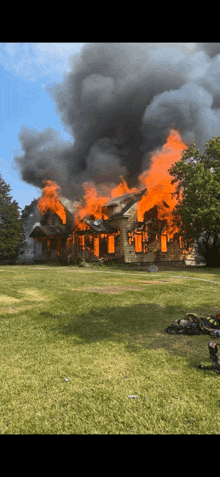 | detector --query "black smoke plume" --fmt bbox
[14,43,220,200]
